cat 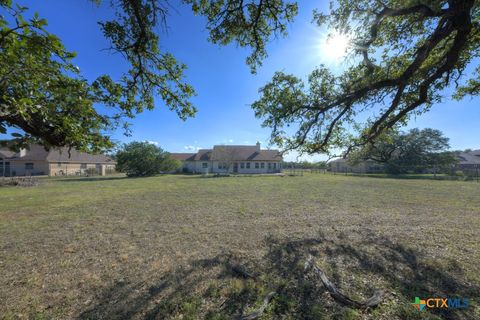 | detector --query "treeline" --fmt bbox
[348,128,459,174]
